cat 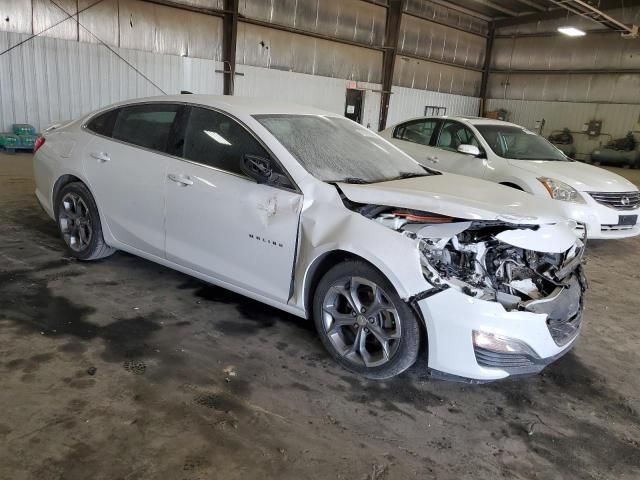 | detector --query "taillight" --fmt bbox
[34,136,45,153]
